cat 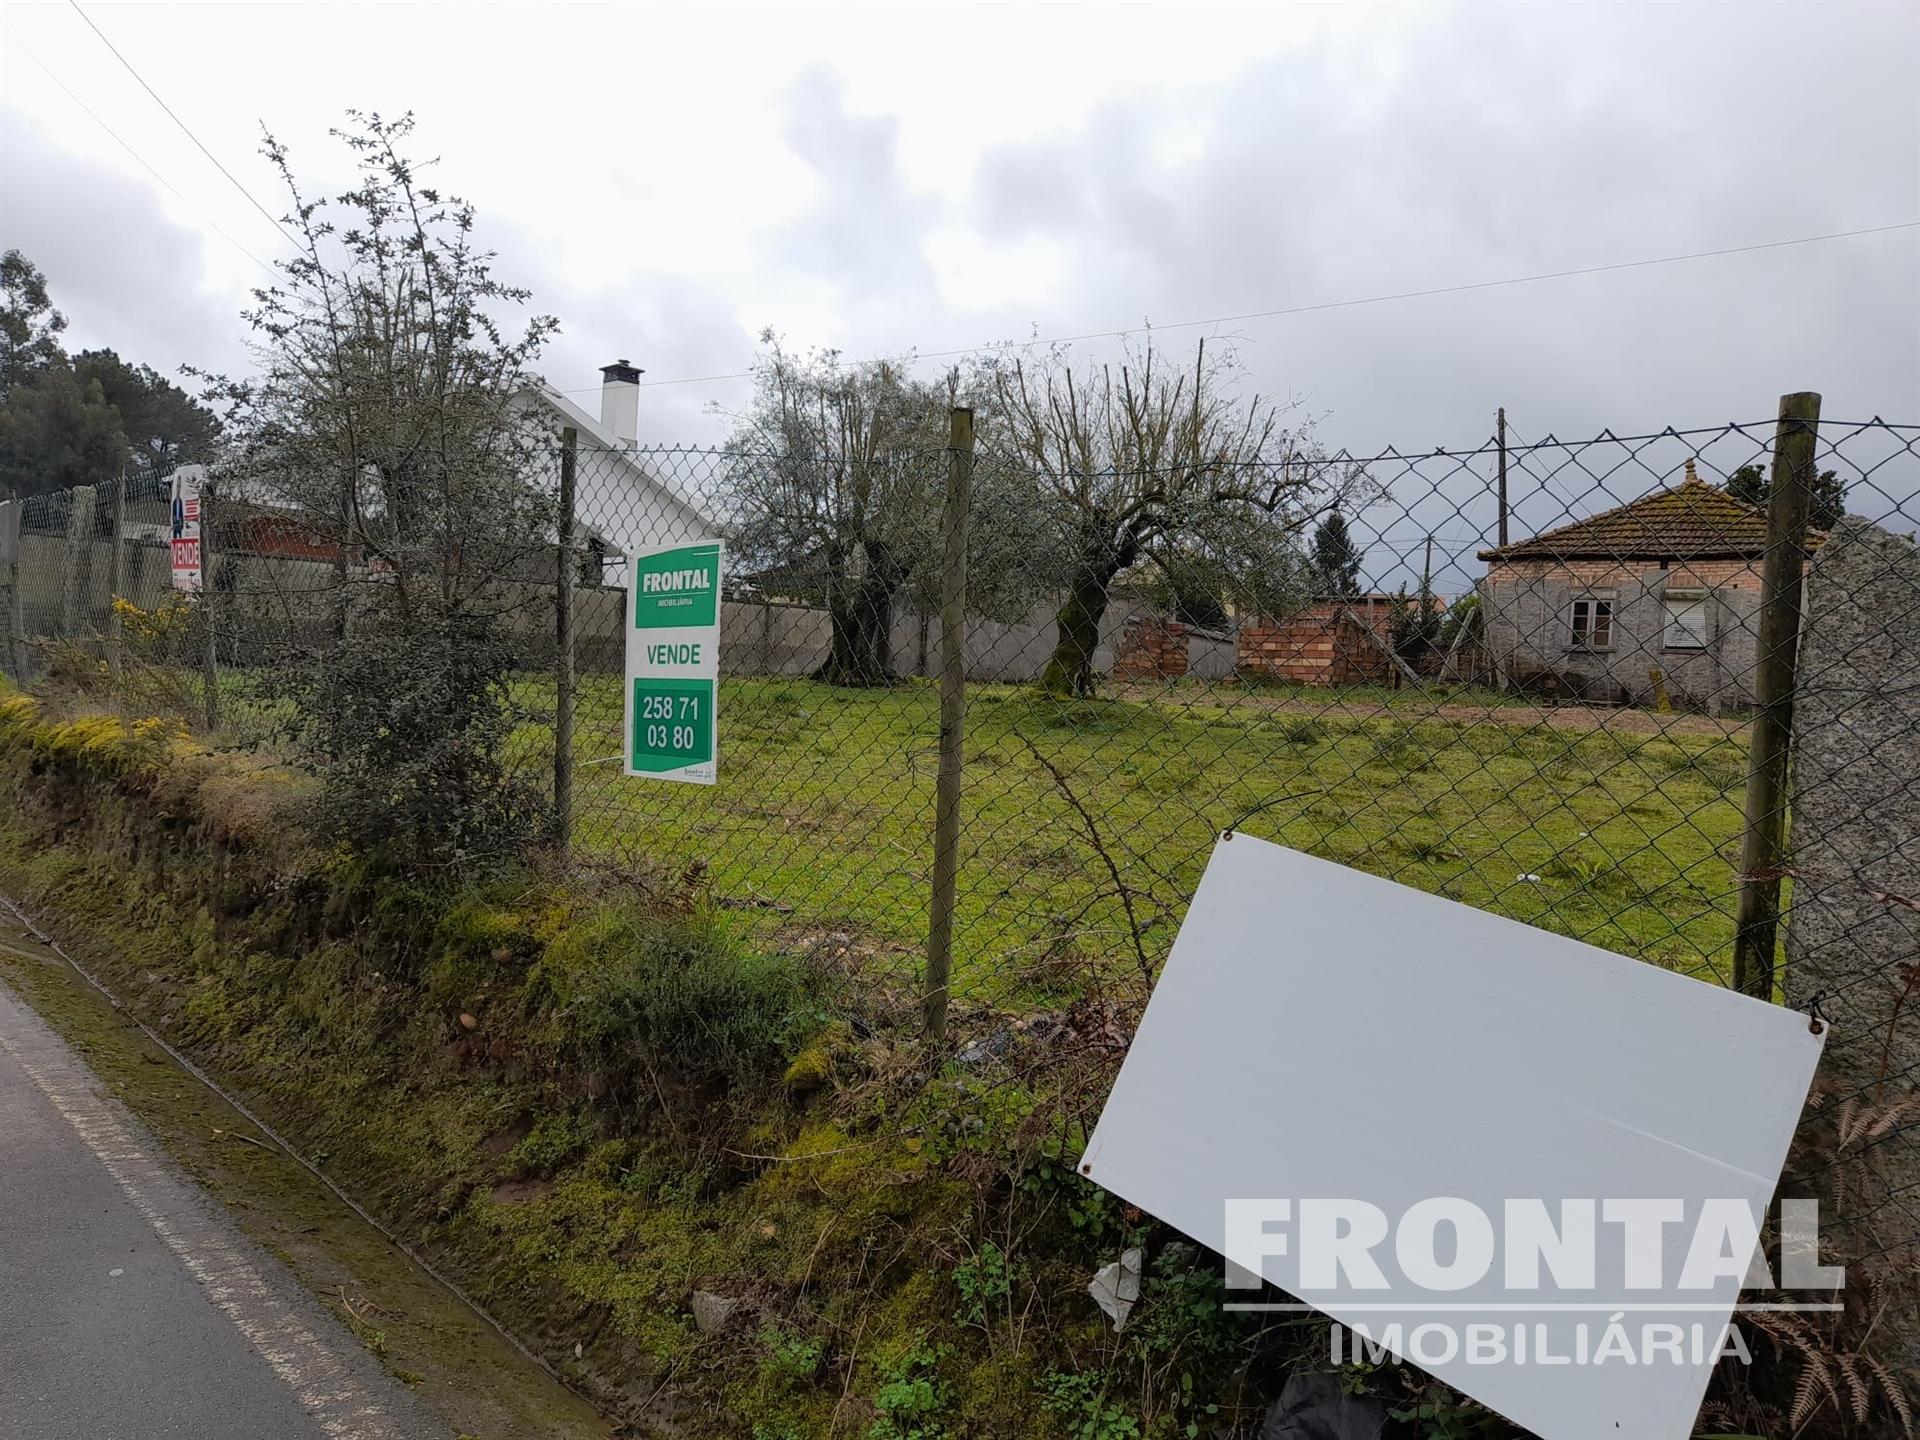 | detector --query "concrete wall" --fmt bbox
[1481,561,1762,709]
[1785,520,1920,1118]
[5,529,1150,689]
[897,596,1143,685]
[13,534,173,639]
[1187,629,1238,681]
